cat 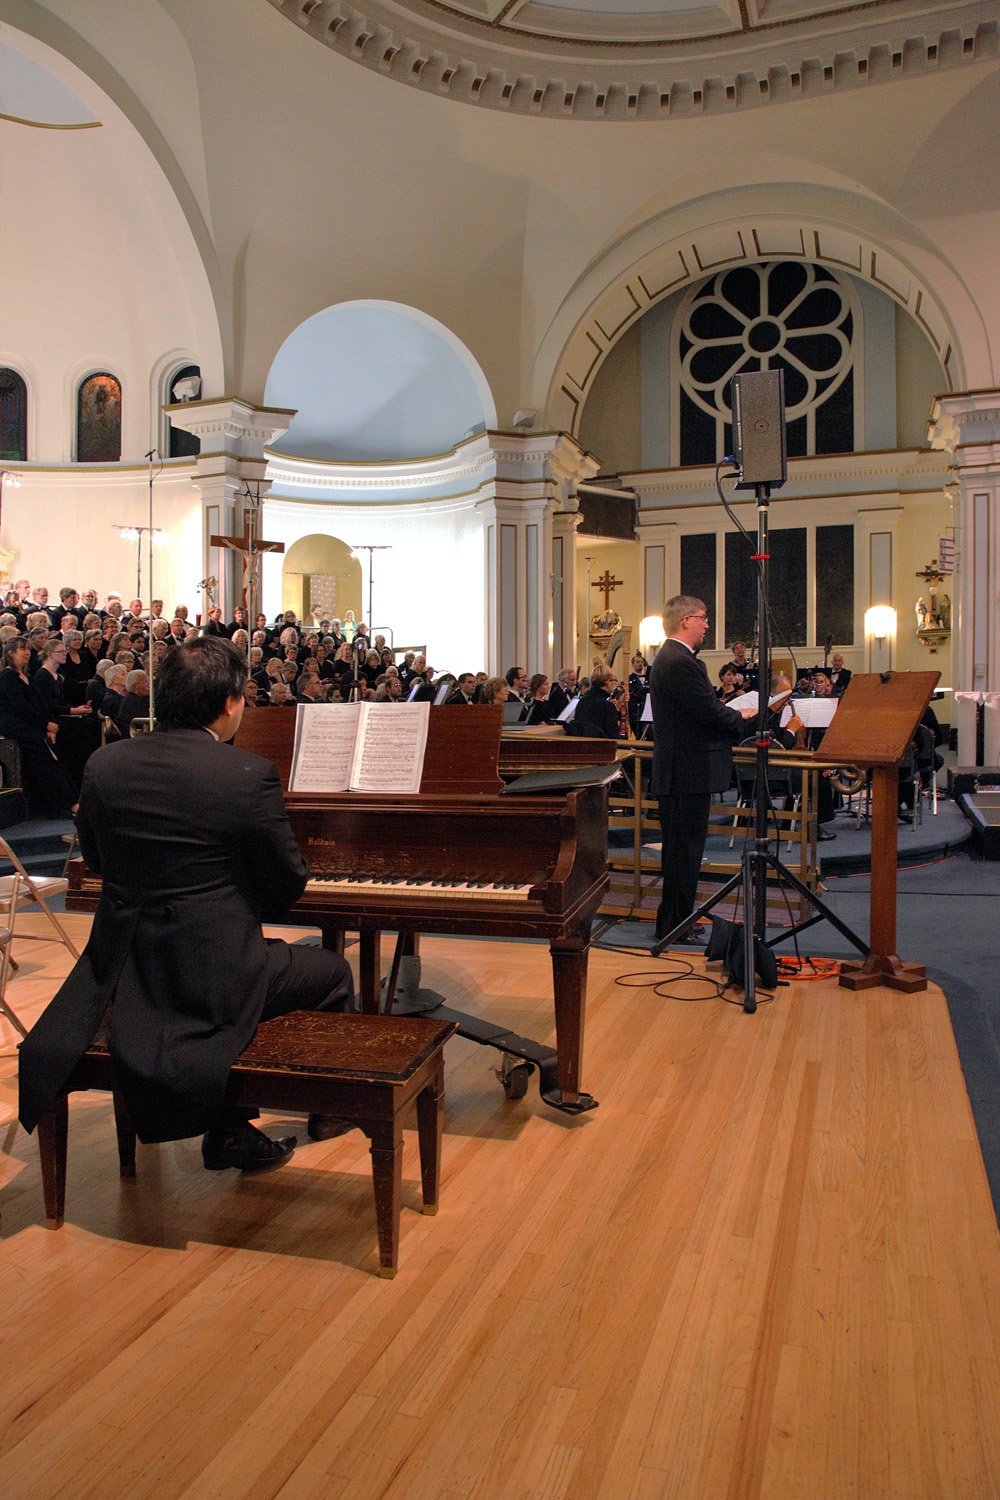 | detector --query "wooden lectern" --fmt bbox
[817,671,940,992]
